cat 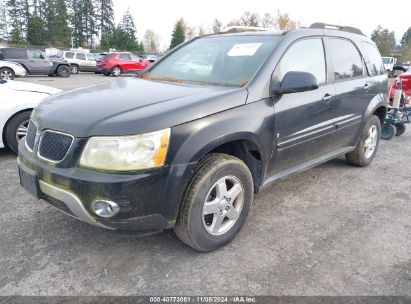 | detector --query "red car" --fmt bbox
[96,52,151,77]
[390,67,411,100]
